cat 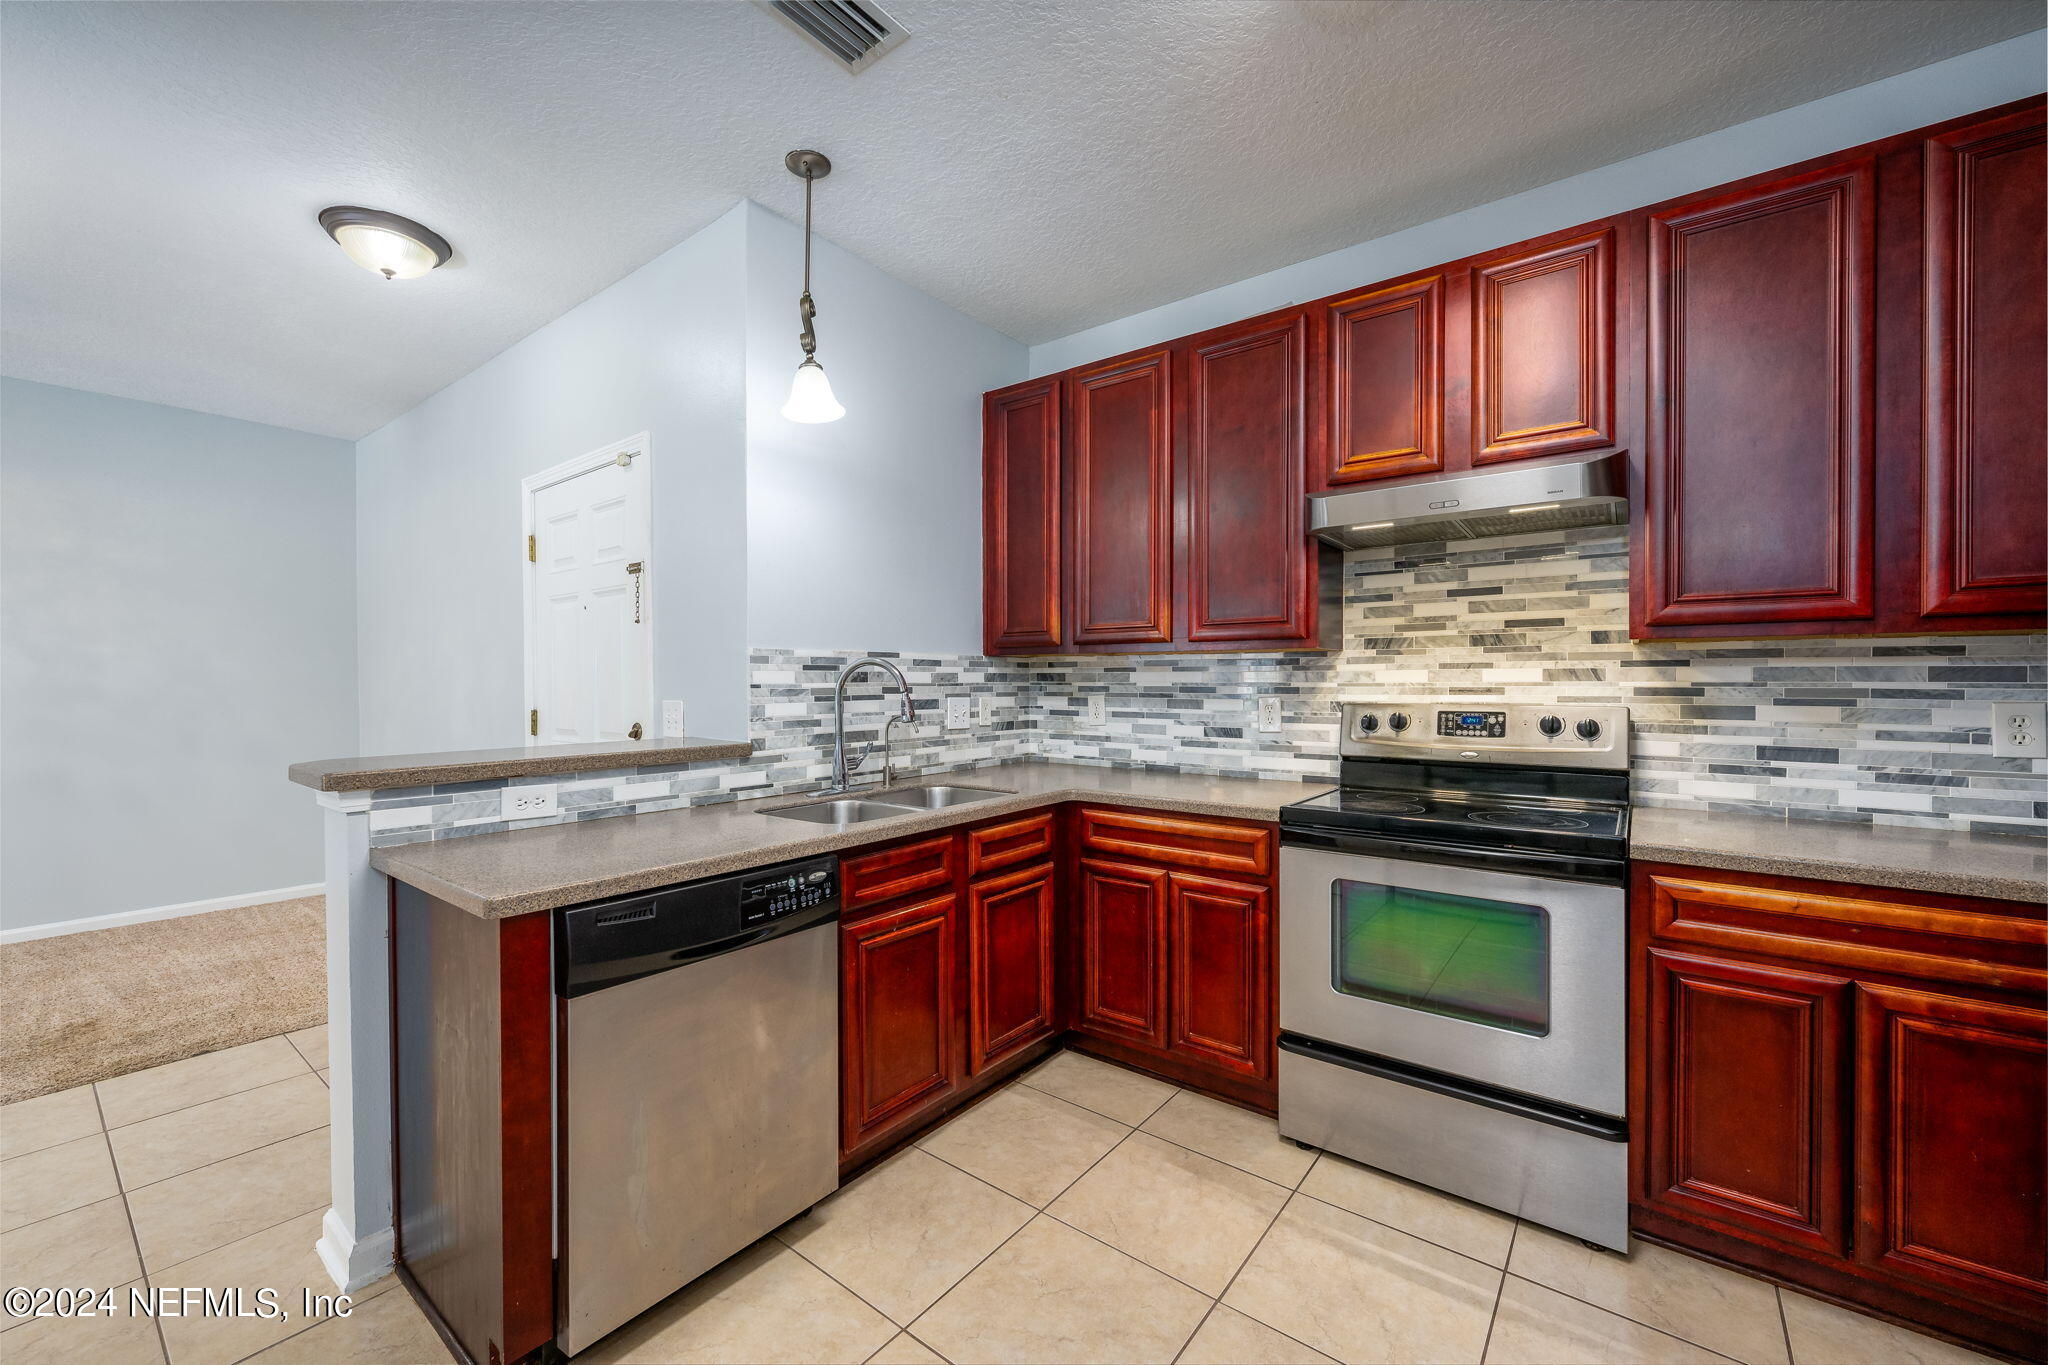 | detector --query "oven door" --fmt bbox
[1279,840,1624,1117]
